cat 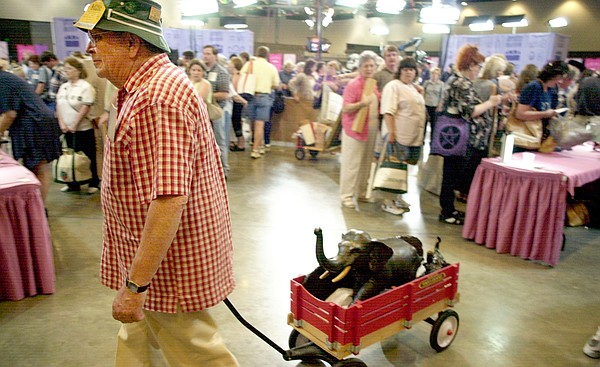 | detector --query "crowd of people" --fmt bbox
[2,0,600,364]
